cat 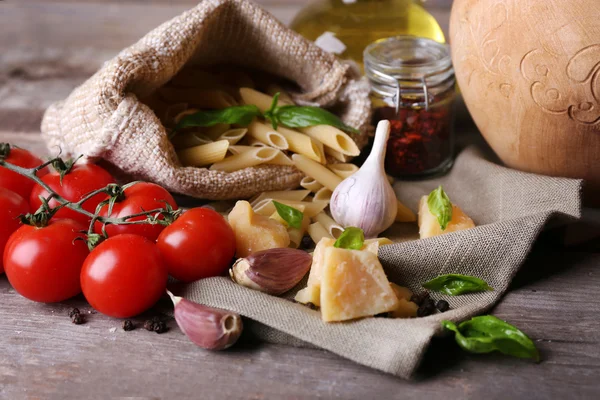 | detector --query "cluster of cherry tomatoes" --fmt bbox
[0,145,236,318]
